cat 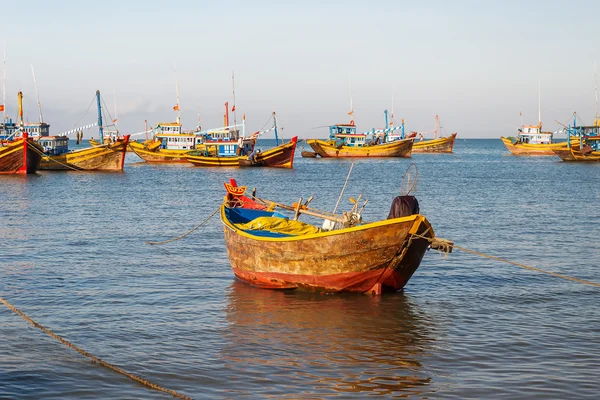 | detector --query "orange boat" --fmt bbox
[219,180,452,295]
[0,92,43,174]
